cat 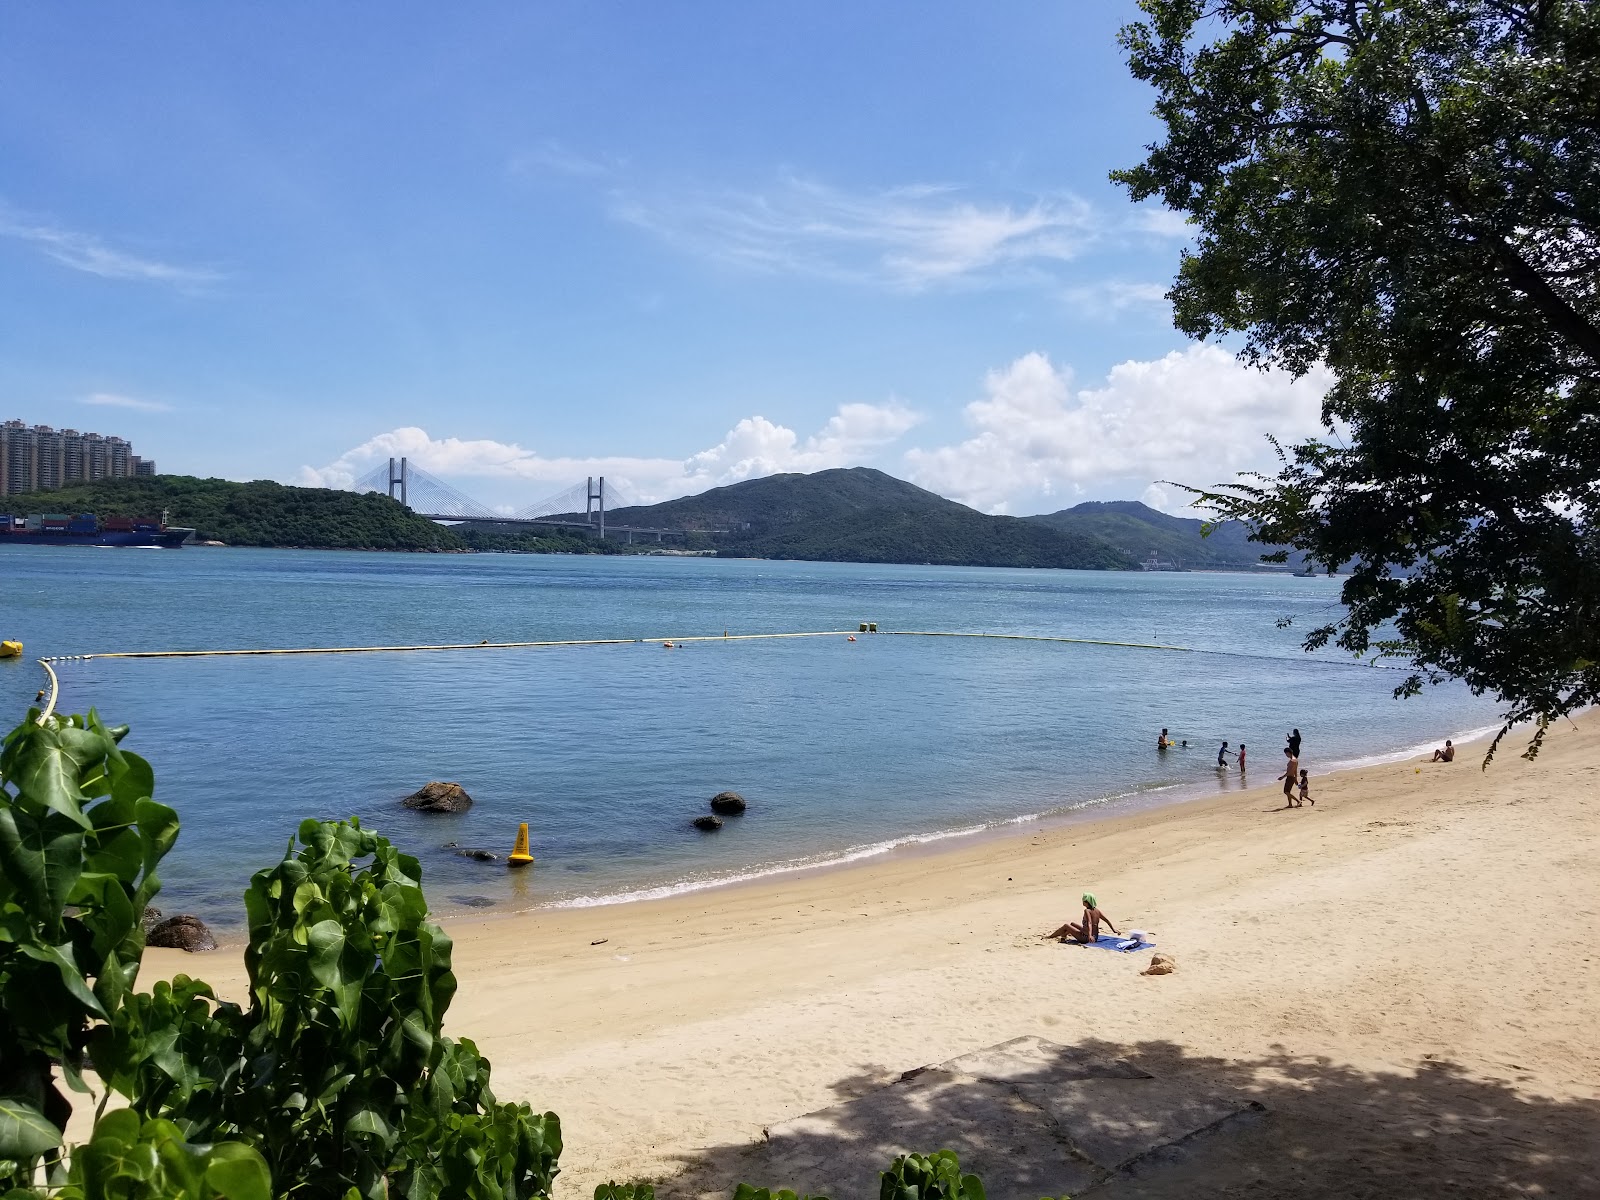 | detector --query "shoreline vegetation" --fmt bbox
[111,710,1598,1196]
[3,467,1304,570]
